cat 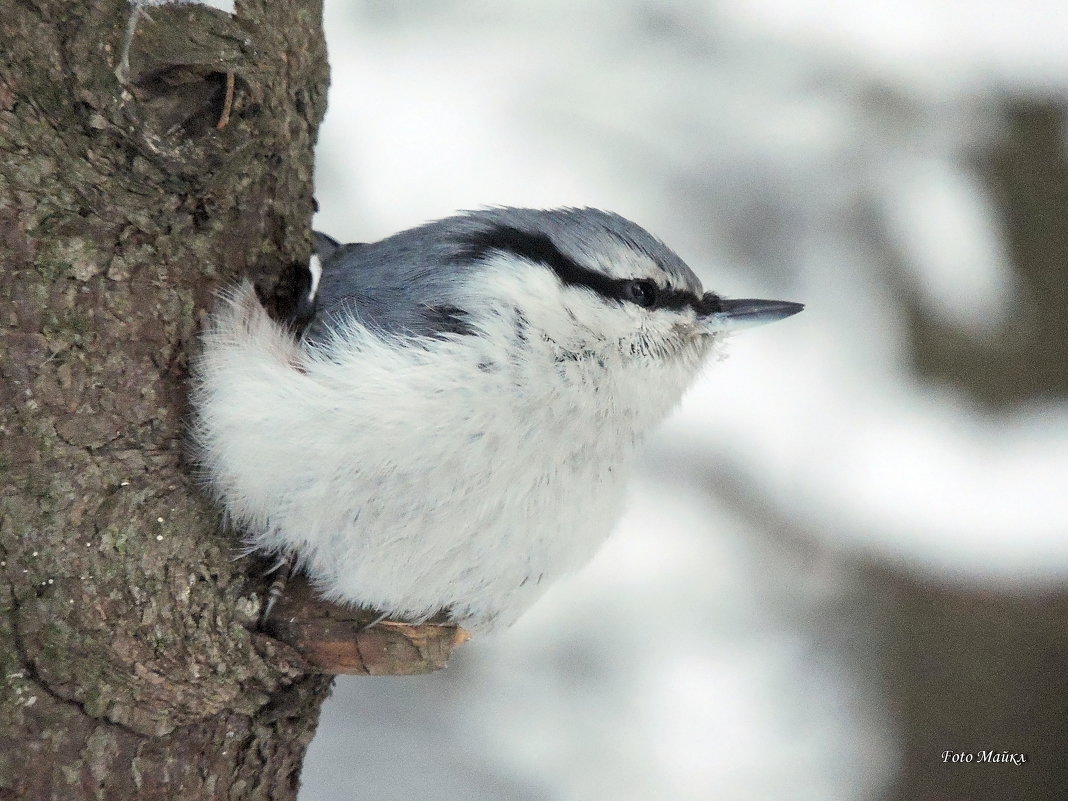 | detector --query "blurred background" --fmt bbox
[298,2,1068,799]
